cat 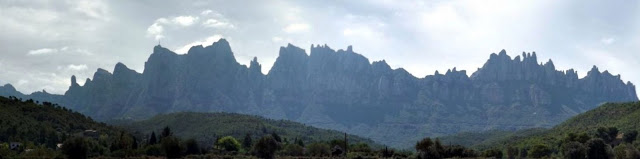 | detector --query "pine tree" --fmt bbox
[161,126,172,139]
[242,133,252,149]
[149,131,157,145]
